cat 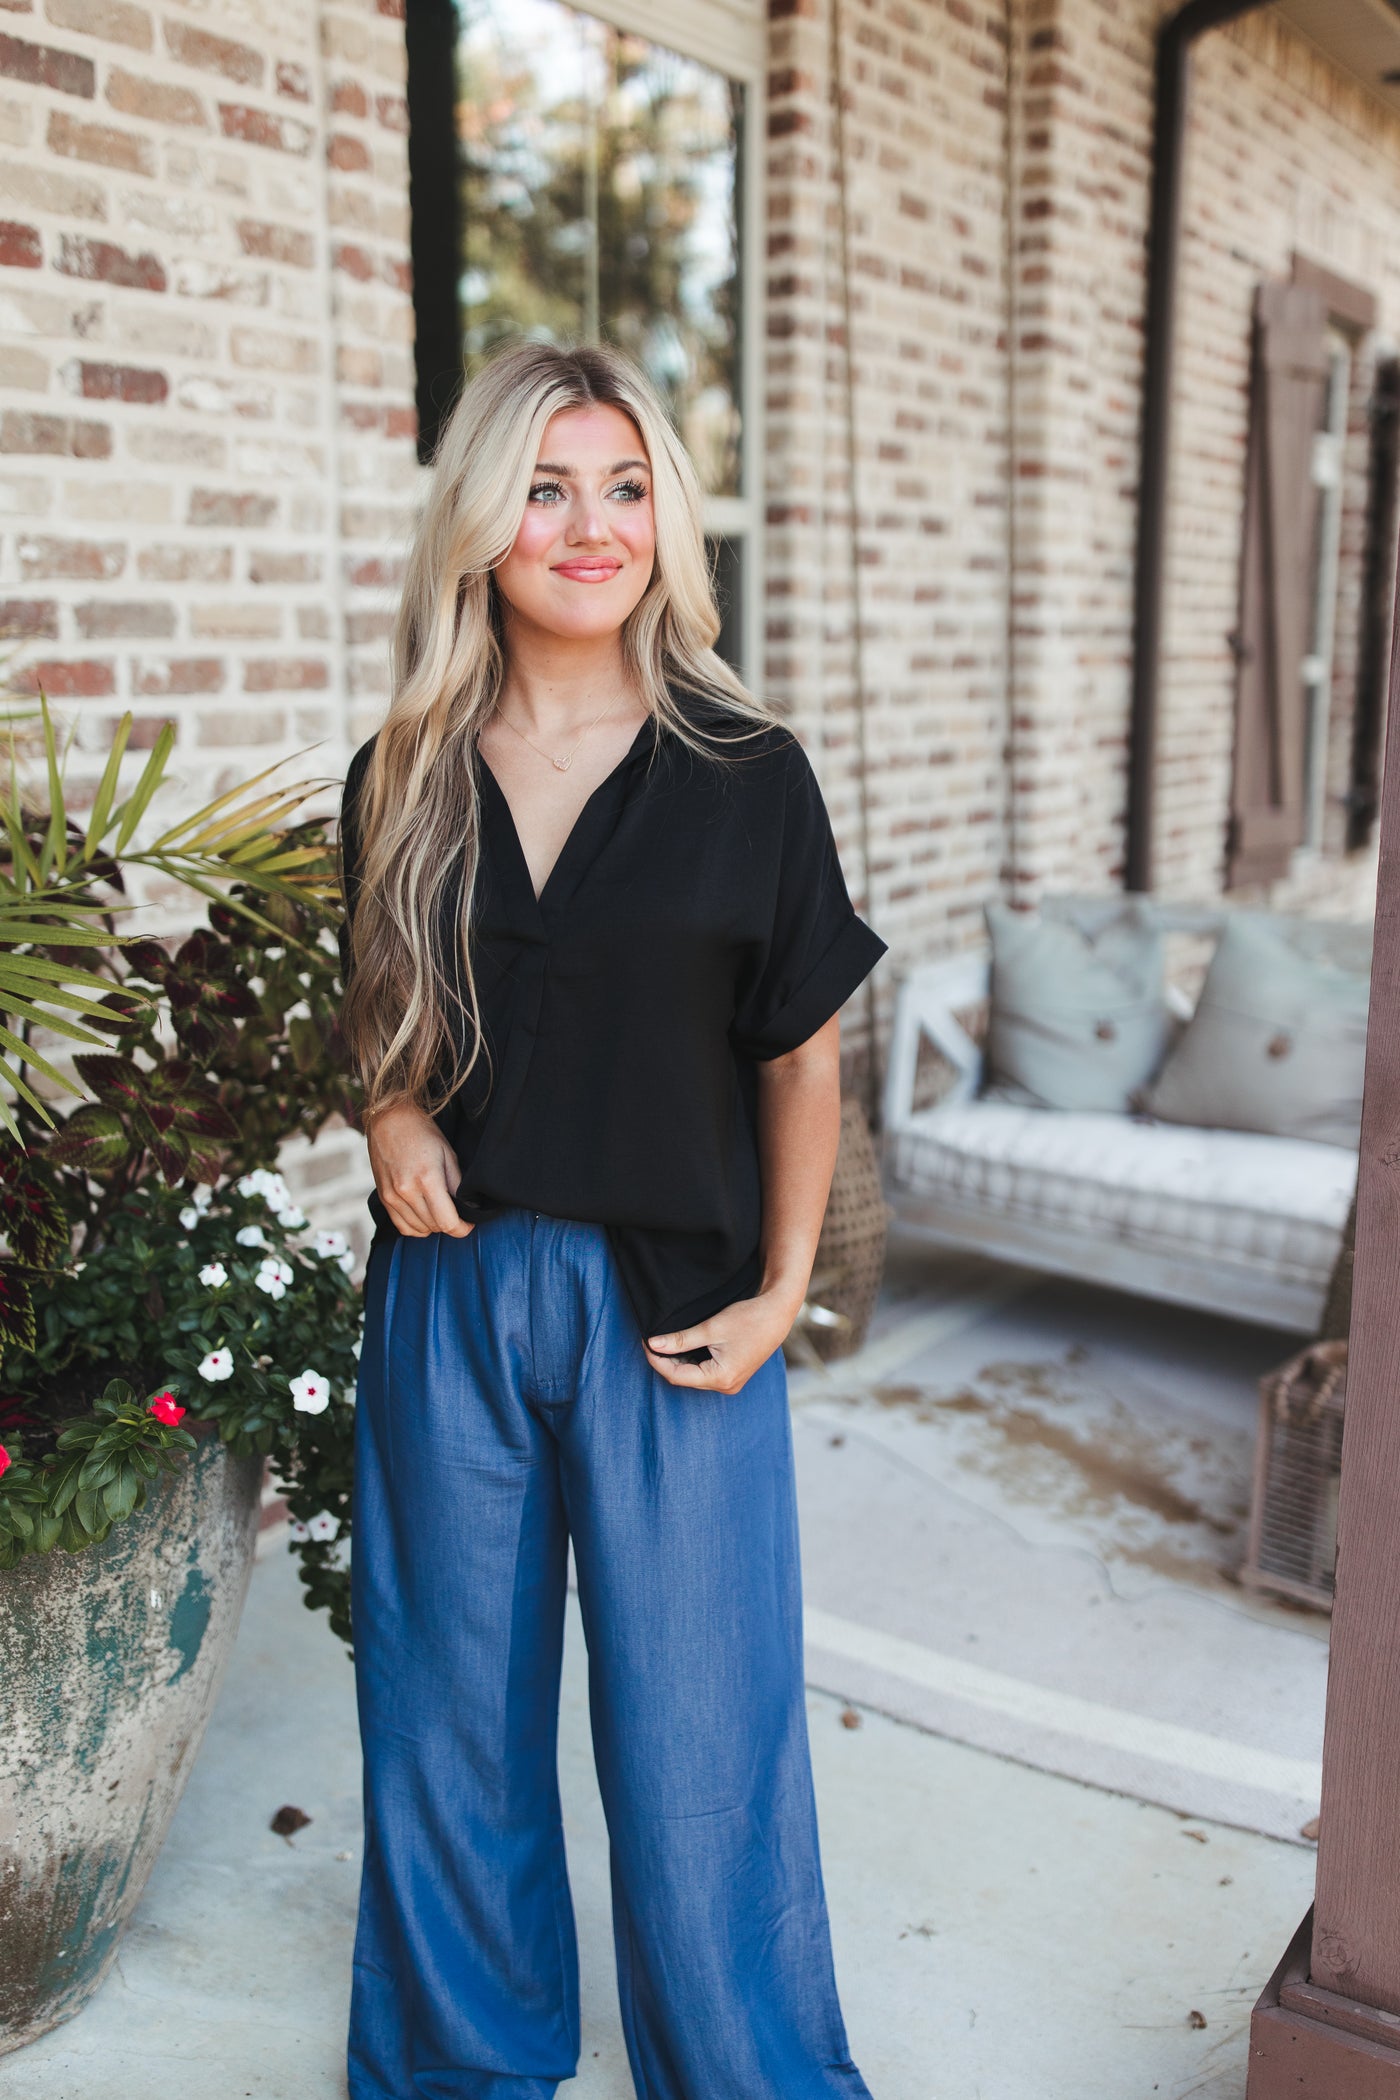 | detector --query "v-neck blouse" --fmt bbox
[338,702,887,1340]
